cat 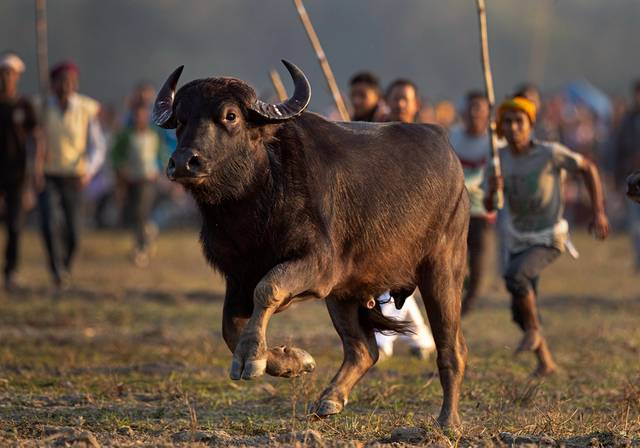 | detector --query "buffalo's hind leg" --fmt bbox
[417,244,468,429]
[314,297,378,417]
